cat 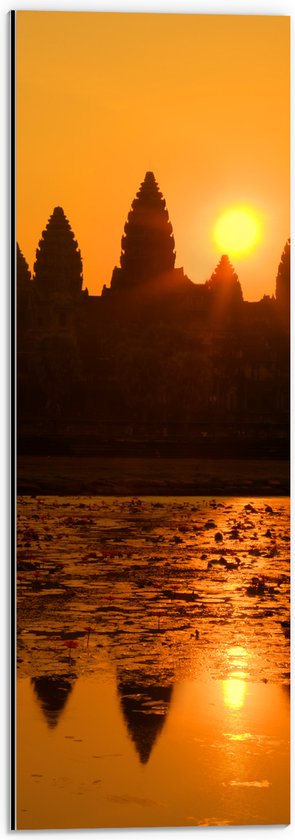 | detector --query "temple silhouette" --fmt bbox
[107,171,178,292]
[17,171,290,460]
